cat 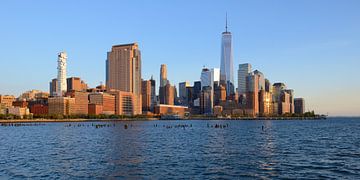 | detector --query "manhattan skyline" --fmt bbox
[0,0,359,116]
